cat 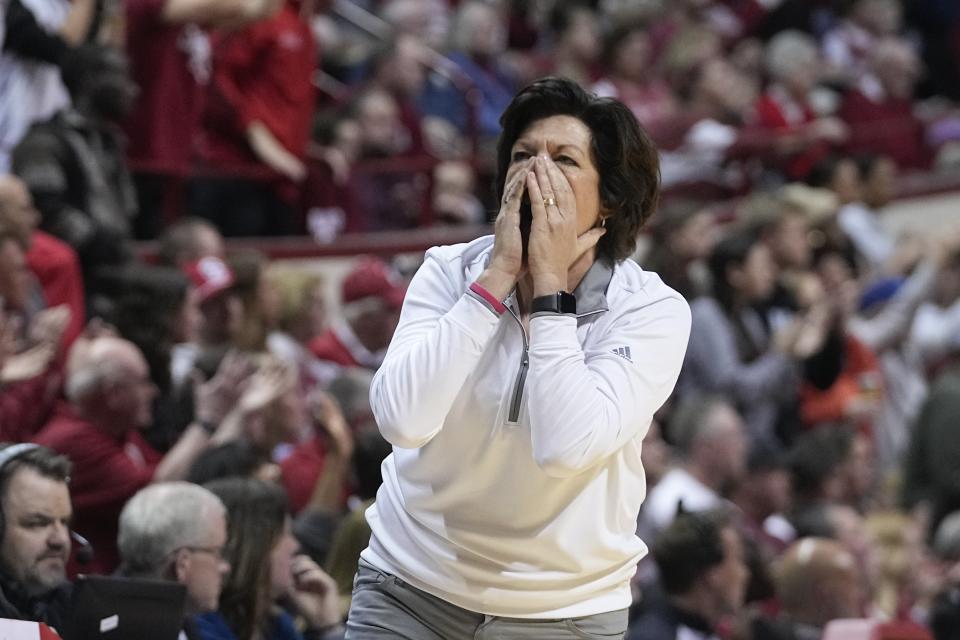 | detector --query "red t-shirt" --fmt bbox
[200,4,316,197]
[753,91,830,180]
[123,0,207,174]
[34,405,161,575]
[280,436,326,514]
[26,231,85,348]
